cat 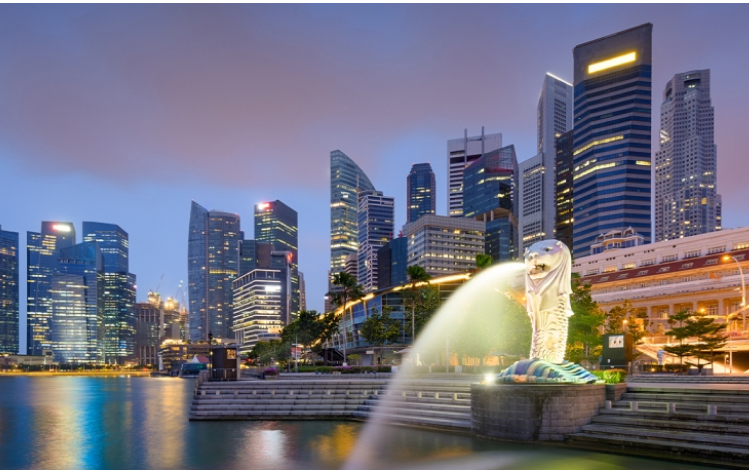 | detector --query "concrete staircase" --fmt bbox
[567,386,749,468]
[352,381,472,430]
[190,379,387,420]
[190,378,472,430]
